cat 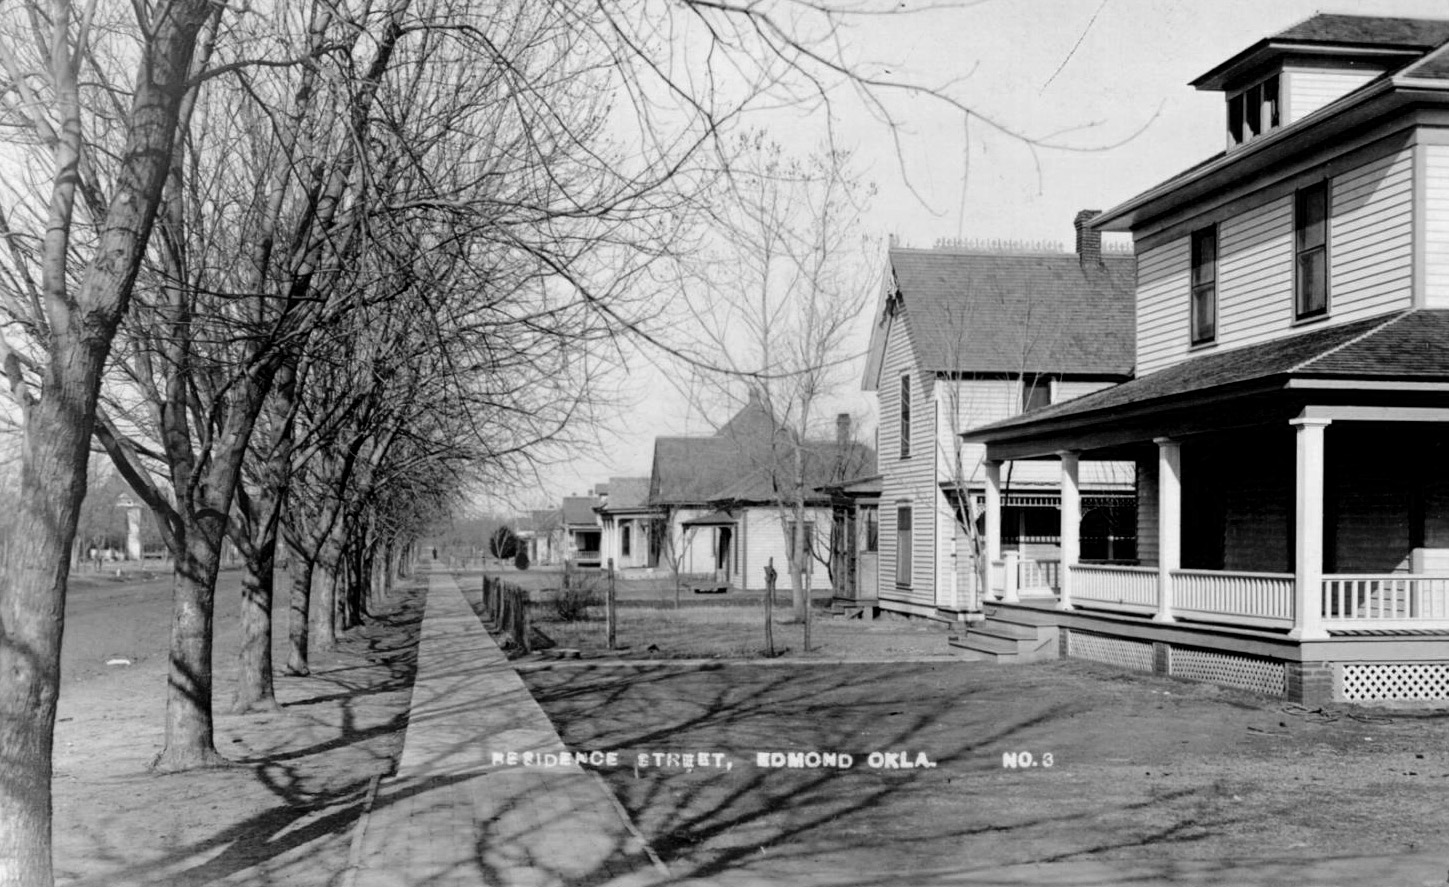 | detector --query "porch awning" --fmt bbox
[960,309,1449,460]
[682,510,737,527]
